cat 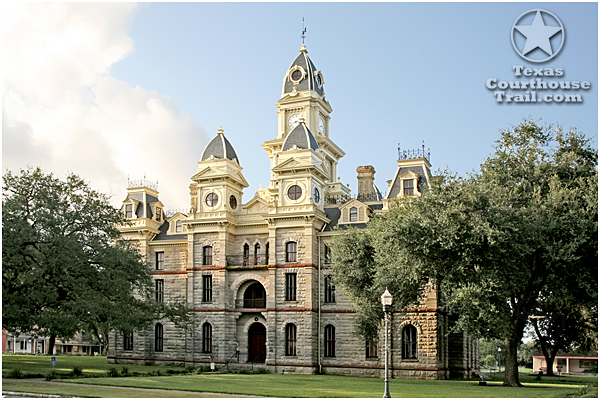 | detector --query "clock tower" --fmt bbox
[262,45,349,199]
